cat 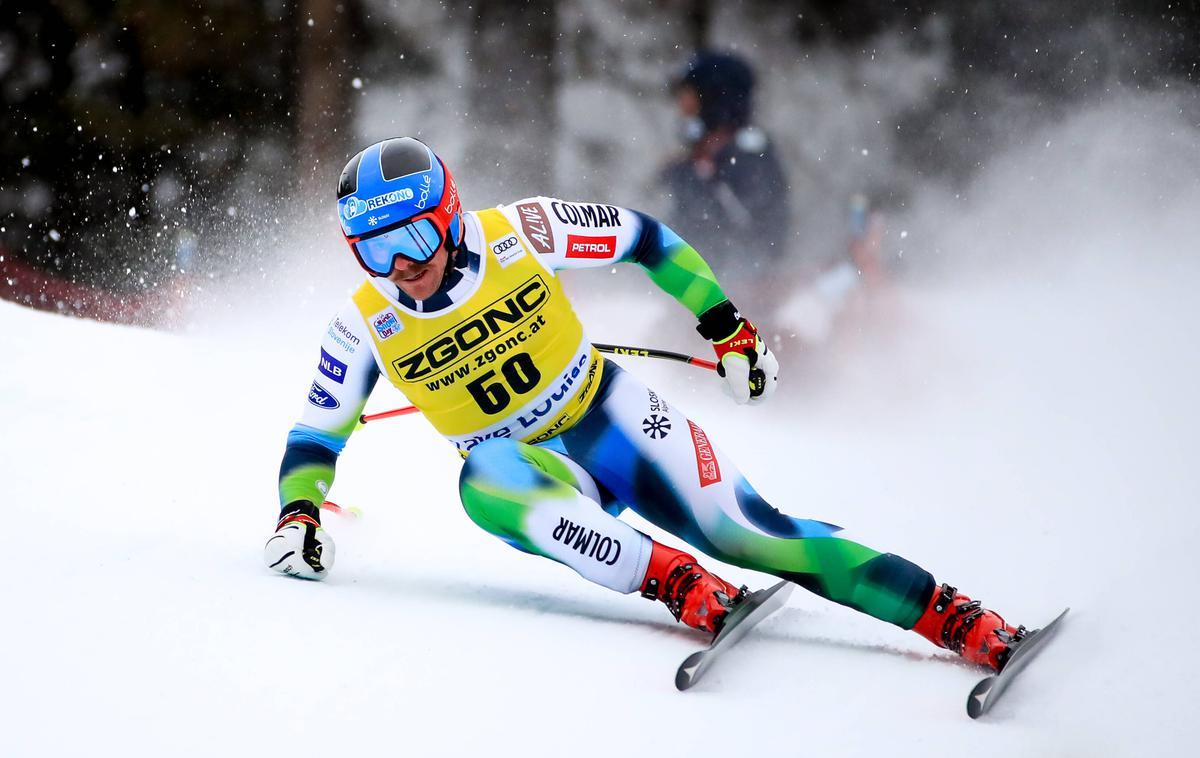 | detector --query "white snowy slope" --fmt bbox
[3,245,1198,758]
[4,91,1200,757]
